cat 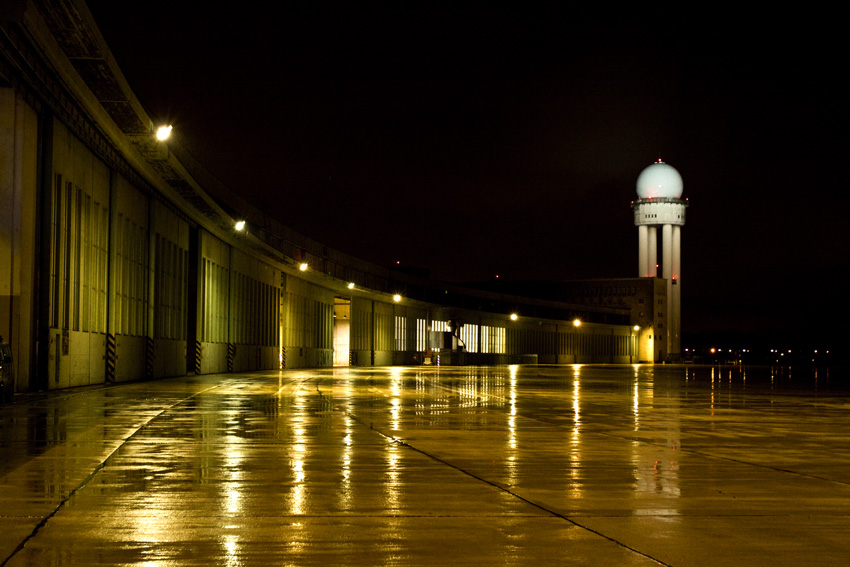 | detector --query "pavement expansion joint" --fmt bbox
[0,382,227,567]
[337,405,673,567]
